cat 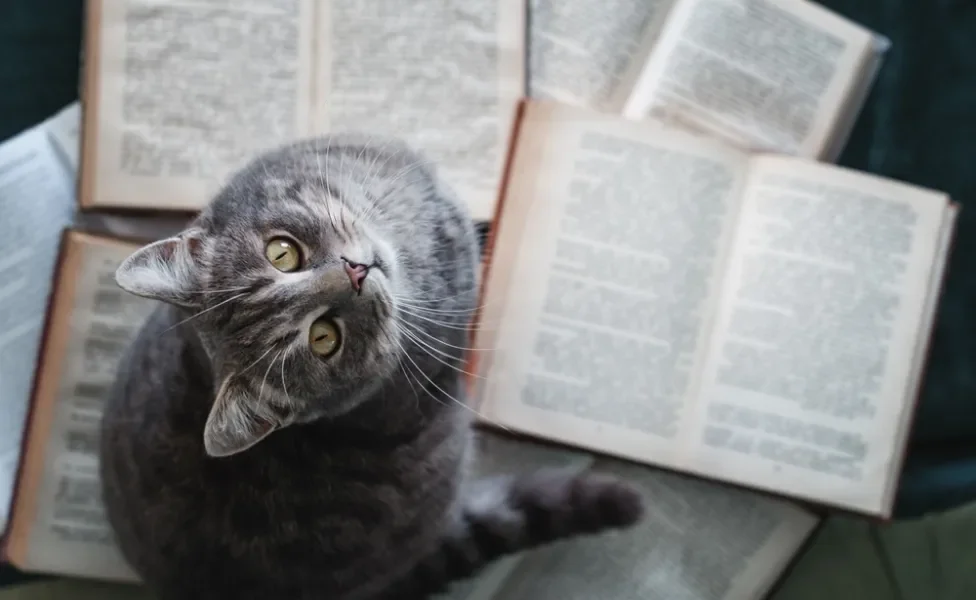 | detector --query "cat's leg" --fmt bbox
[375,467,644,599]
